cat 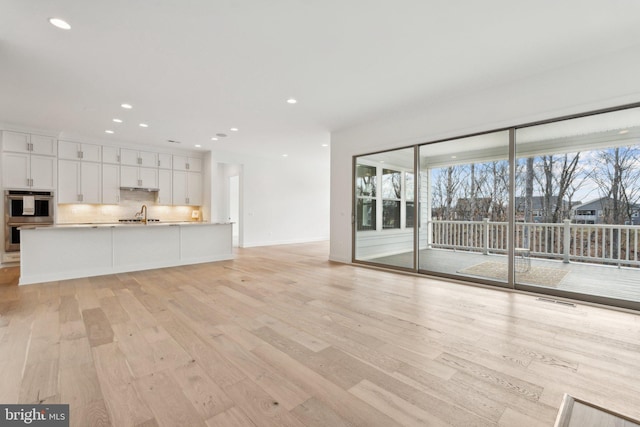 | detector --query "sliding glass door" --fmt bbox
[514,107,640,304]
[352,104,640,310]
[418,131,510,284]
[354,147,415,270]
